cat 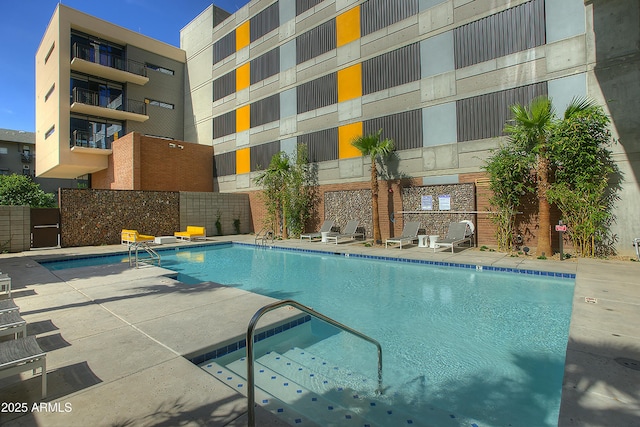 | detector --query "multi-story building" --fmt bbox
[0,128,81,194]
[36,0,640,253]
